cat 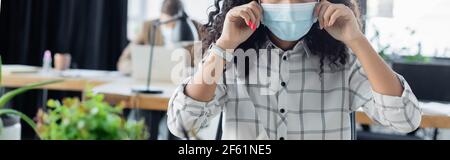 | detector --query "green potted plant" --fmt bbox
[36,92,149,140]
[1,55,149,140]
[0,55,63,140]
[370,26,432,64]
